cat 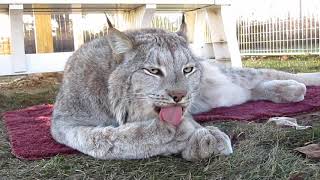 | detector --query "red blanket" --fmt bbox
[3,86,320,160]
